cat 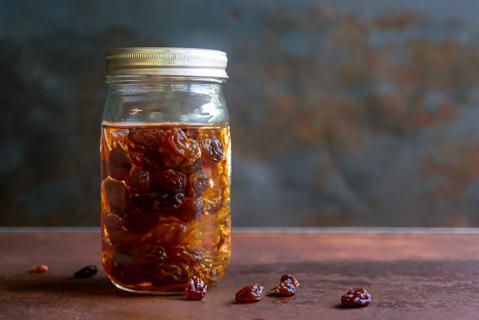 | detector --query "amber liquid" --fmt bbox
[100,122,231,293]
